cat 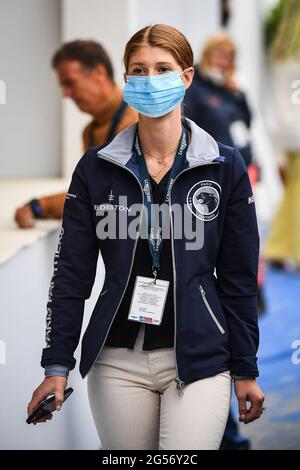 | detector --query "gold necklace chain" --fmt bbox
[143,145,178,164]
[148,157,175,179]
[145,153,176,166]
